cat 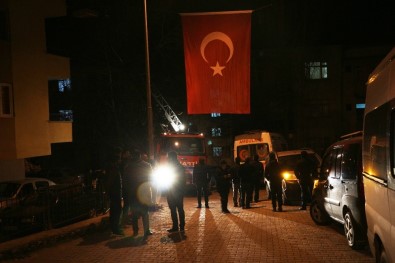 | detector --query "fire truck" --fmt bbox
[153,91,207,191]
